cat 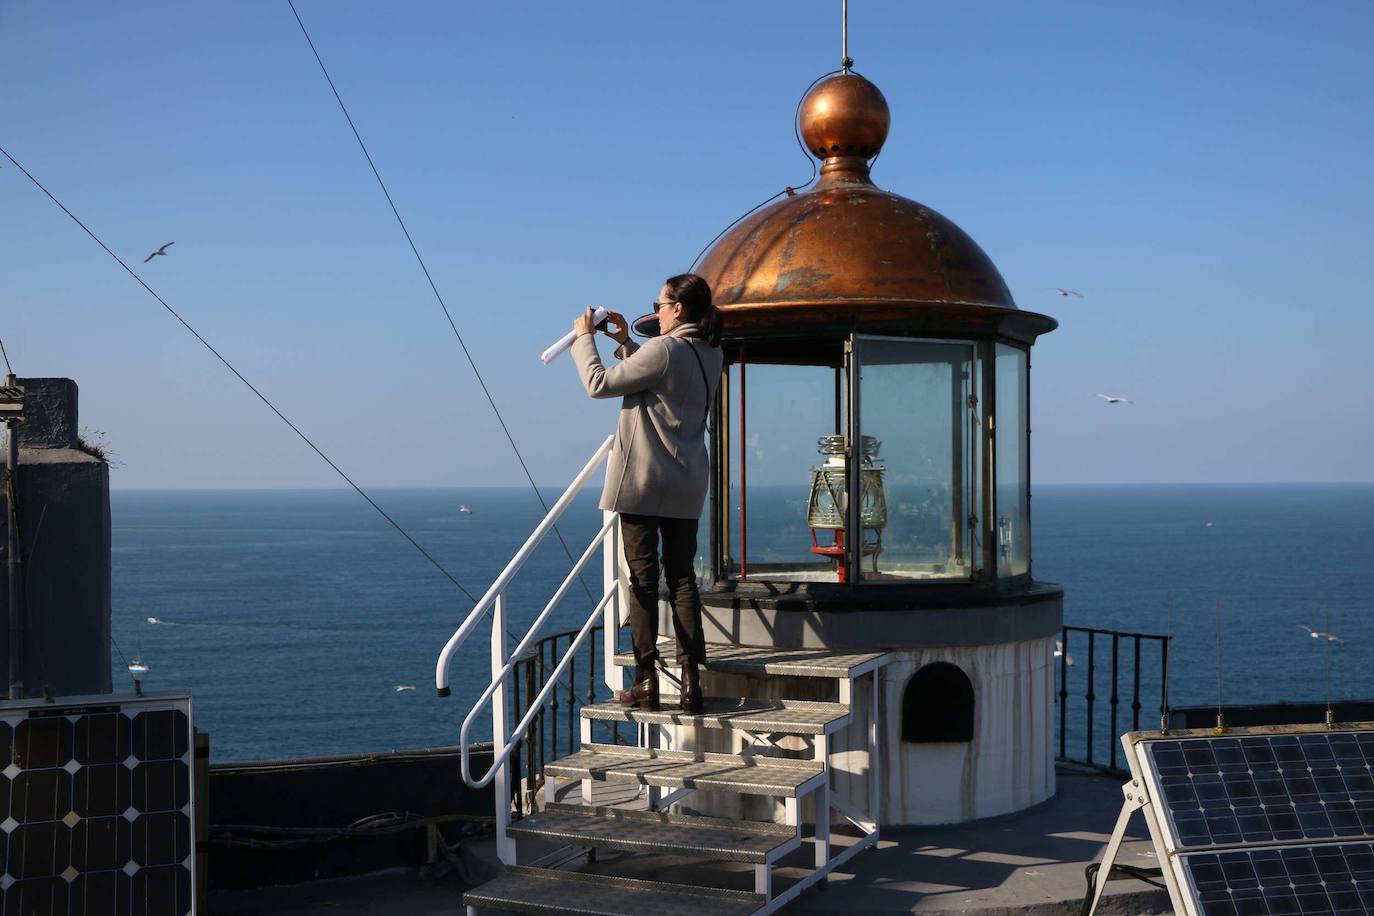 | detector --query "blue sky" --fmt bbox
[2,1,1371,487]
